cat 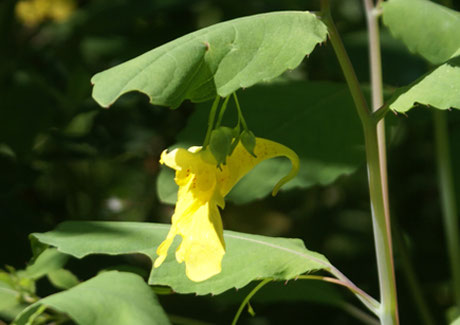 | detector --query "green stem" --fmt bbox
[363,123,398,325]
[296,275,379,324]
[320,0,370,125]
[232,93,248,130]
[363,0,399,322]
[202,96,221,148]
[298,274,379,314]
[26,305,48,324]
[232,278,272,325]
[321,1,398,323]
[215,96,231,128]
[373,102,390,123]
[433,109,460,309]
